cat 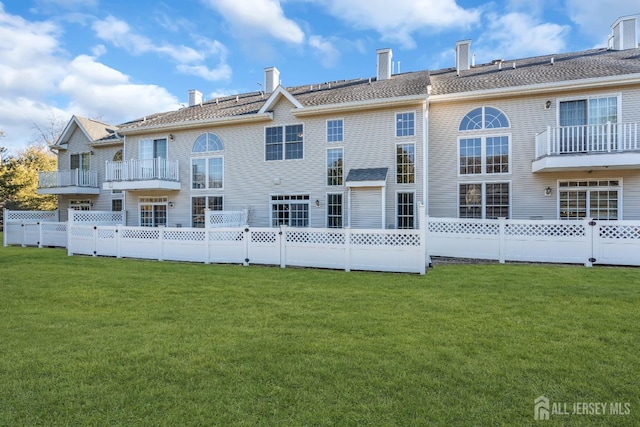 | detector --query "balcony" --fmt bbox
[37,170,100,195]
[533,122,640,172]
[103,158,181,191]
